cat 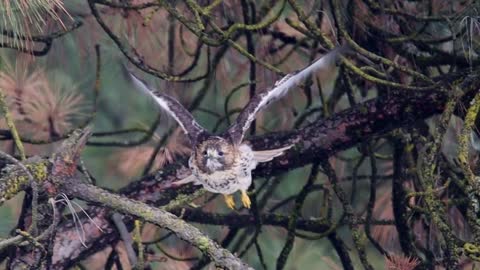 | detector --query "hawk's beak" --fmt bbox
[206,149,216,159]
